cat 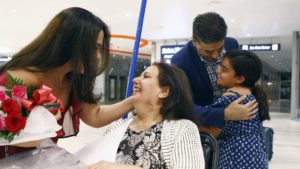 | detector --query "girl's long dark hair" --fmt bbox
[226,50,270,121]
[252,85,270,121]
[0,7,110,103]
